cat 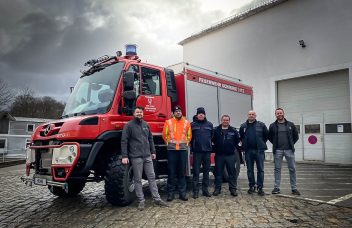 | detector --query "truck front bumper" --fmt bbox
[21,174,68,191]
